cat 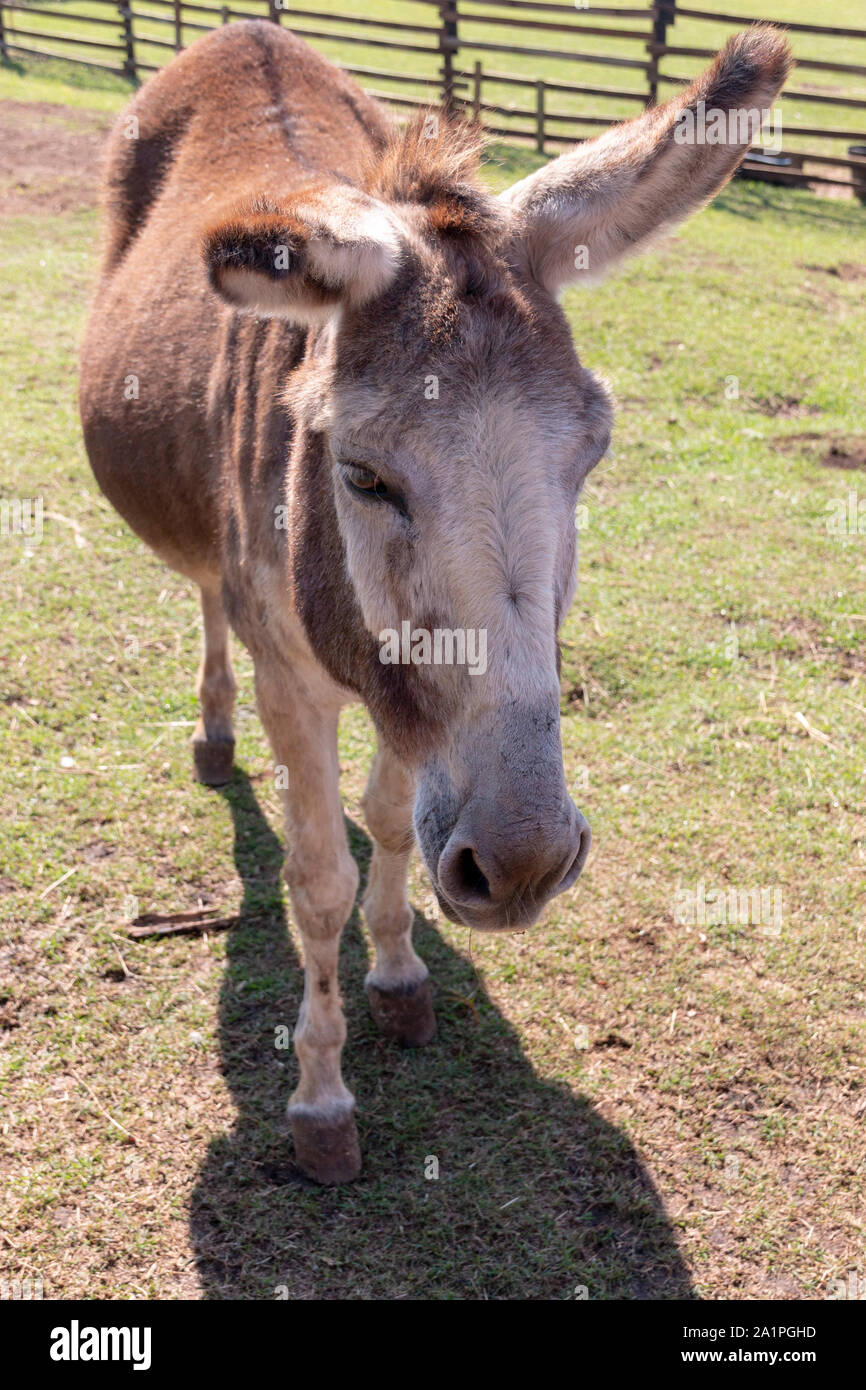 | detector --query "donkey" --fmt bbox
[79,20,791,1182]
